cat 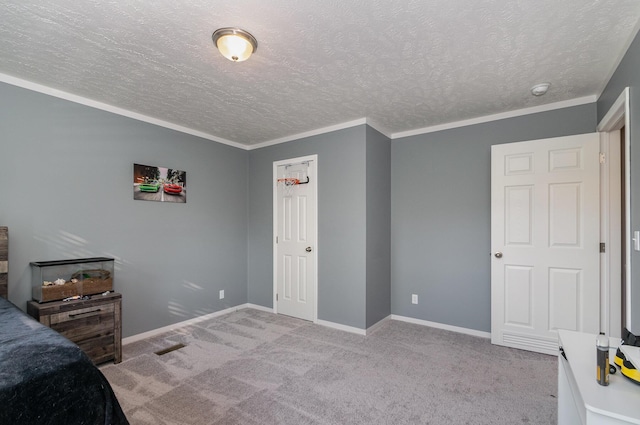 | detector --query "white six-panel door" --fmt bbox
[491,133,600,355]
[274,157,317,321]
